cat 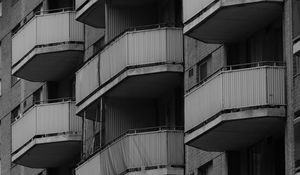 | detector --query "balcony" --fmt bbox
[76,129,184,175]
[12,11,84,82]
[12,101,82,168]
[185,63,286,151]
[75,0,105,28]
[76,26,183,115]
[183,0,283,43]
